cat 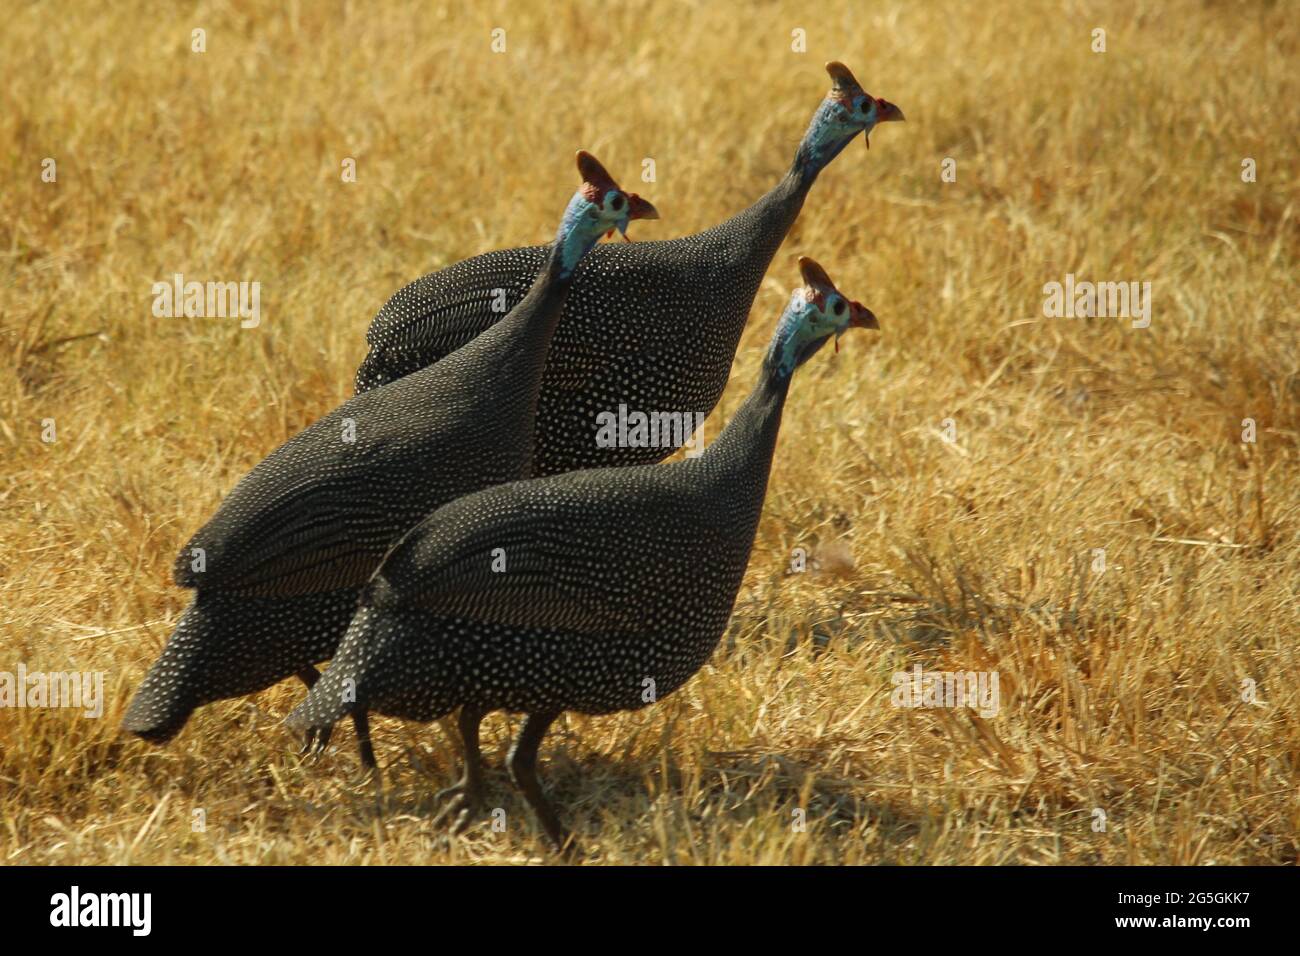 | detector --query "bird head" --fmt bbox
[766,256,878,378]
[796,61,904,174]
[555,150,659,276]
